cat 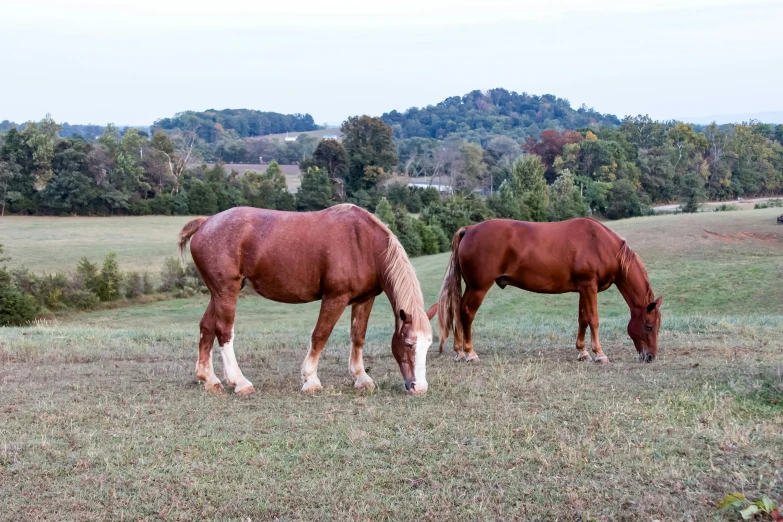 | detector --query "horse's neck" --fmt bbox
[616,258,654,310]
